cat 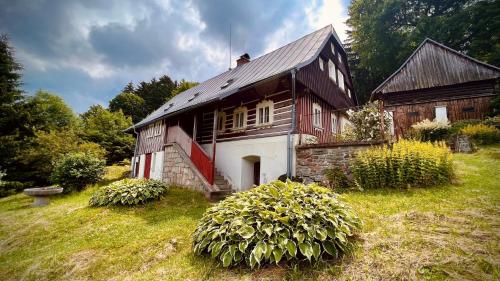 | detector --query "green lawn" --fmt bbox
[0,147,499,280]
